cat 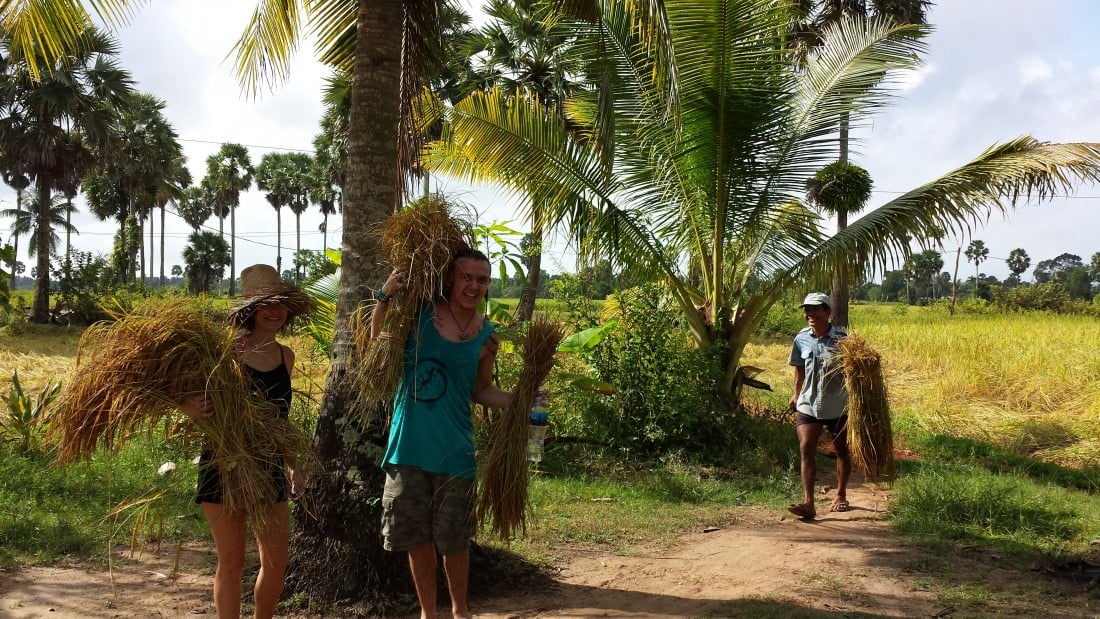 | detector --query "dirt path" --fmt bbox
[1,480,1095,618]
